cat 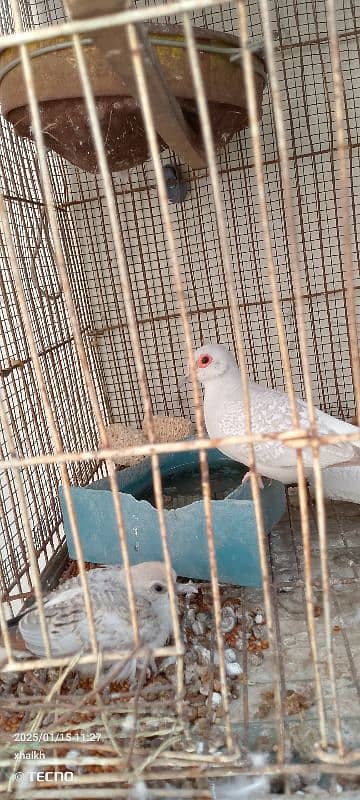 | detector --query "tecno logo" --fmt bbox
[15,771,74,783]
[37,772,74,782]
